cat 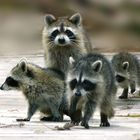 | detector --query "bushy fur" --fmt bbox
[111,52,140,99]
[0,60,68,122]
[67,53,117,128]
[42,13,92,74]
